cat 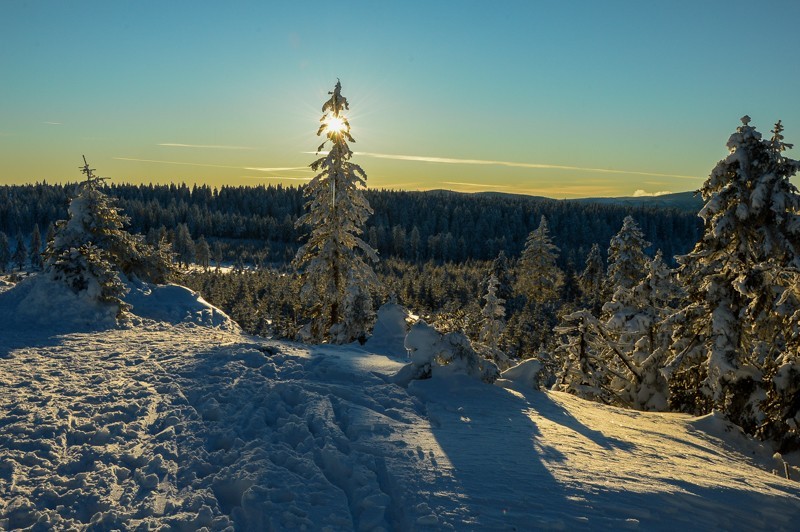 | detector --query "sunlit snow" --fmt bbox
[0,277,798,530]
